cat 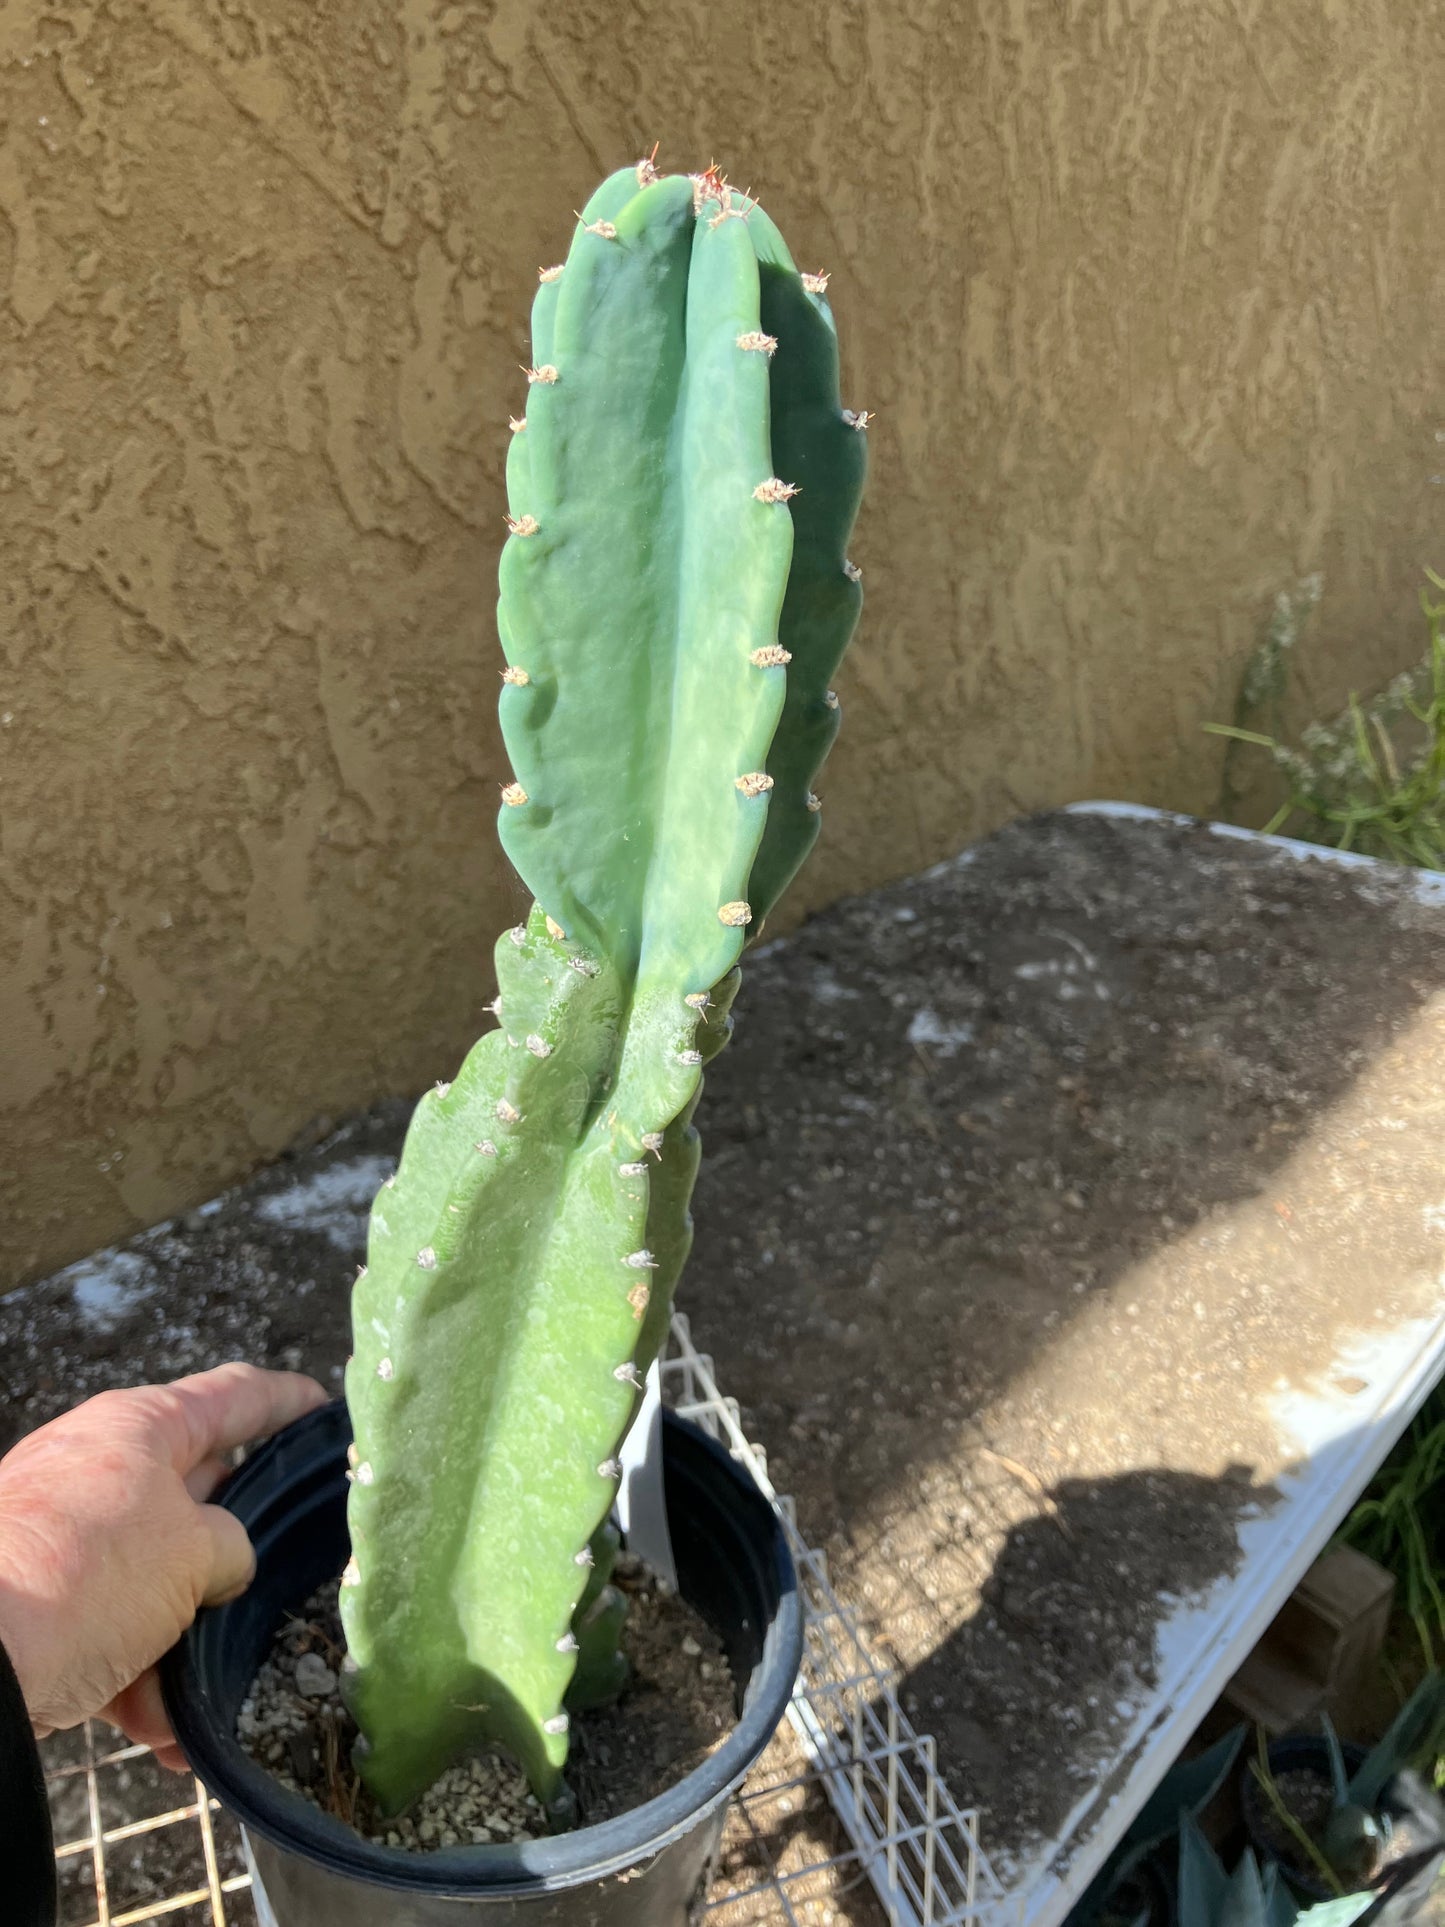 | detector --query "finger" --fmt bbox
[197,1502,257,1607]
[159,1362,328,1474]
[151,1743,192,1775]
[104,1669,177,1757]
[183,1455,232,1503]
